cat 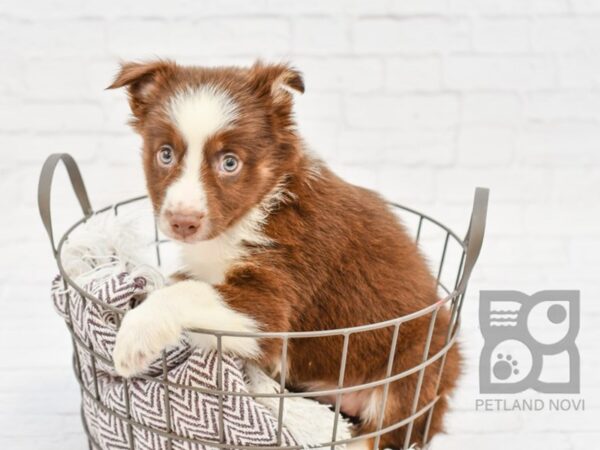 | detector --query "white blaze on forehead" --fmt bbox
[162,86,237,214]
